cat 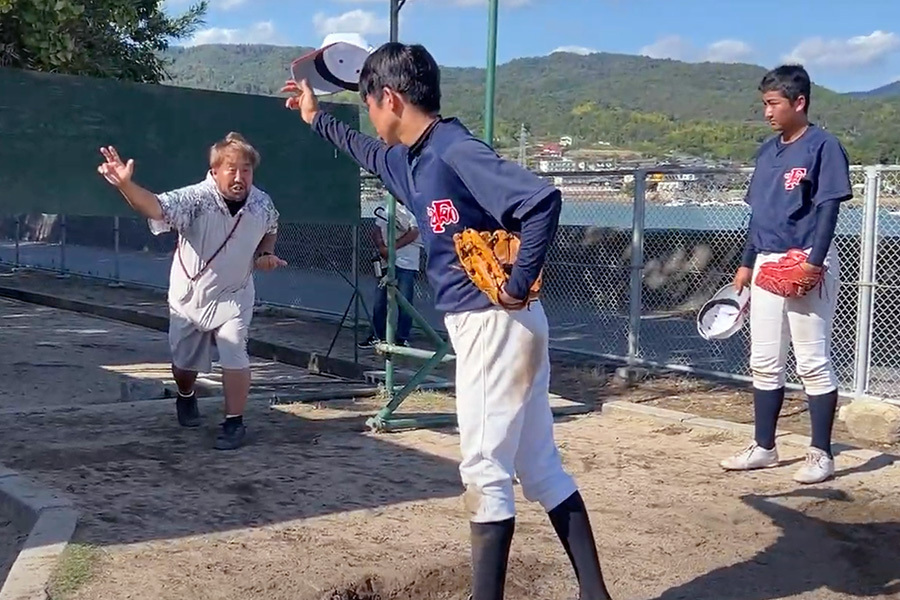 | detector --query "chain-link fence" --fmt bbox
[865,166,900,400]
[1,165,898,401]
